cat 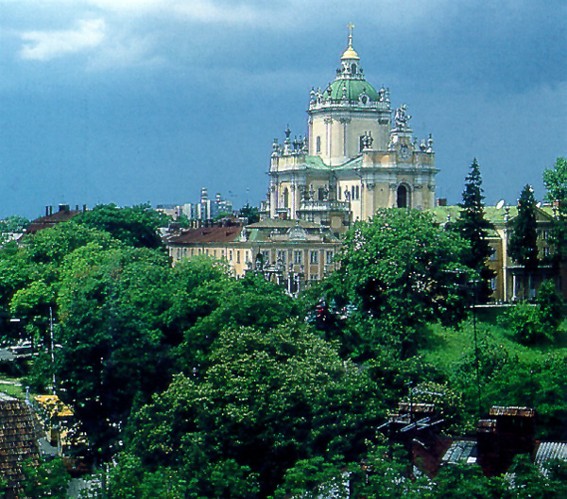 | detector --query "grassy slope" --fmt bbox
[421,307,567,368]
